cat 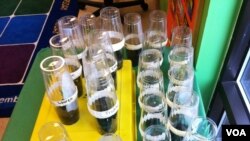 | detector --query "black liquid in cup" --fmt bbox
[126,48,141,67]
[115,49,123,70]
[93,97,118,134]
[55,106,79,125]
